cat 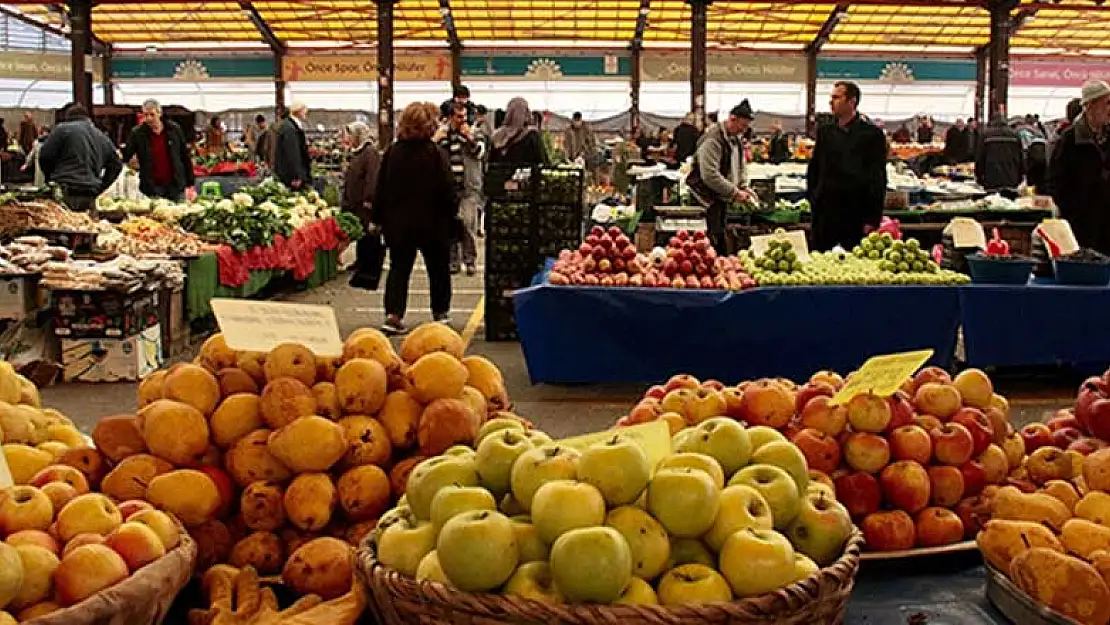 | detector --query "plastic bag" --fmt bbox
[189,565,364,625]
